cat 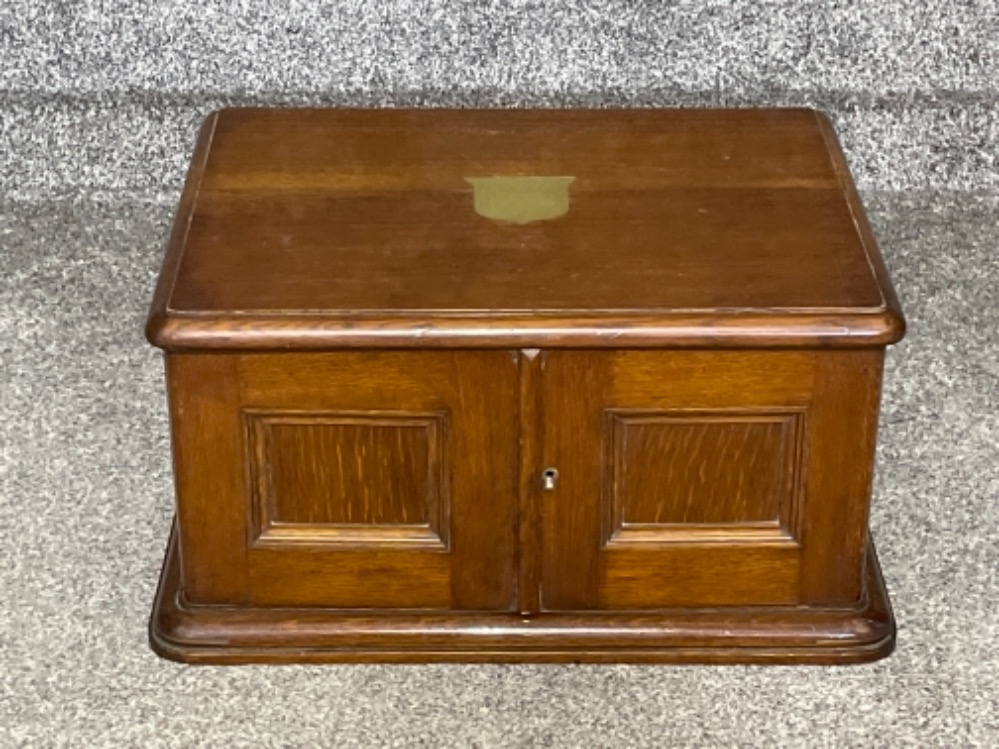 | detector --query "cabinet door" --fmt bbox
[539,350,883,610]
[167,351,519,611]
